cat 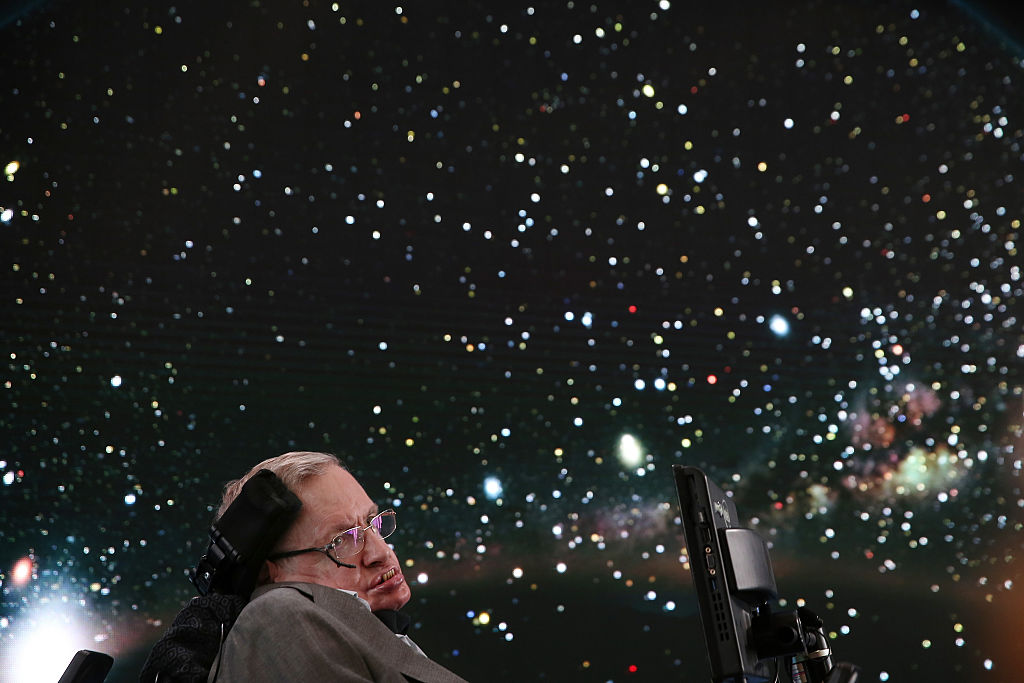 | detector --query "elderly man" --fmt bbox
[206,451,468,682]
